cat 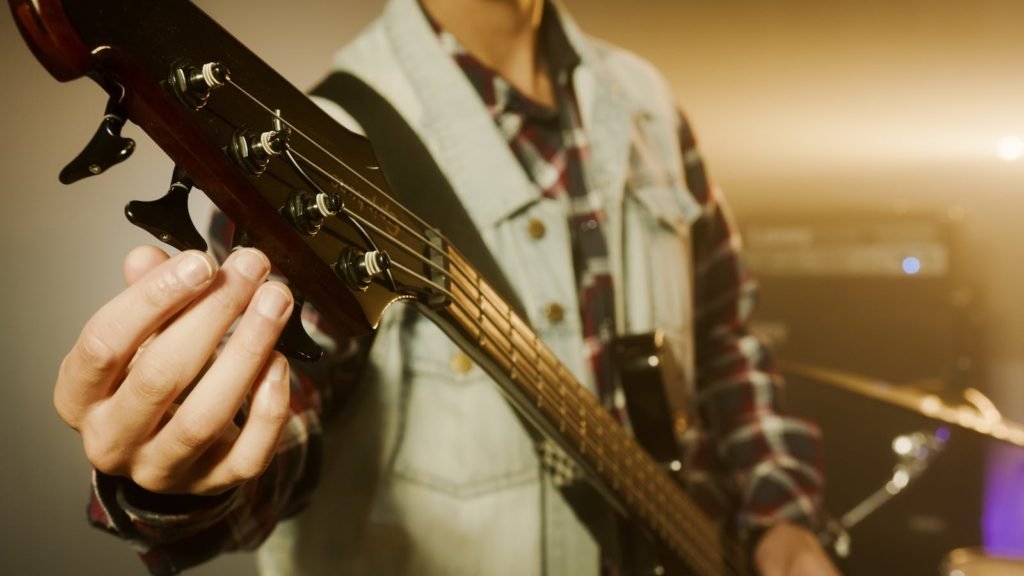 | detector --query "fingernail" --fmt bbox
[257,285,291,319]
[267,354,288,383]
[177,253,214,286]
[235,249,270,282]
[258,355,290,411]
